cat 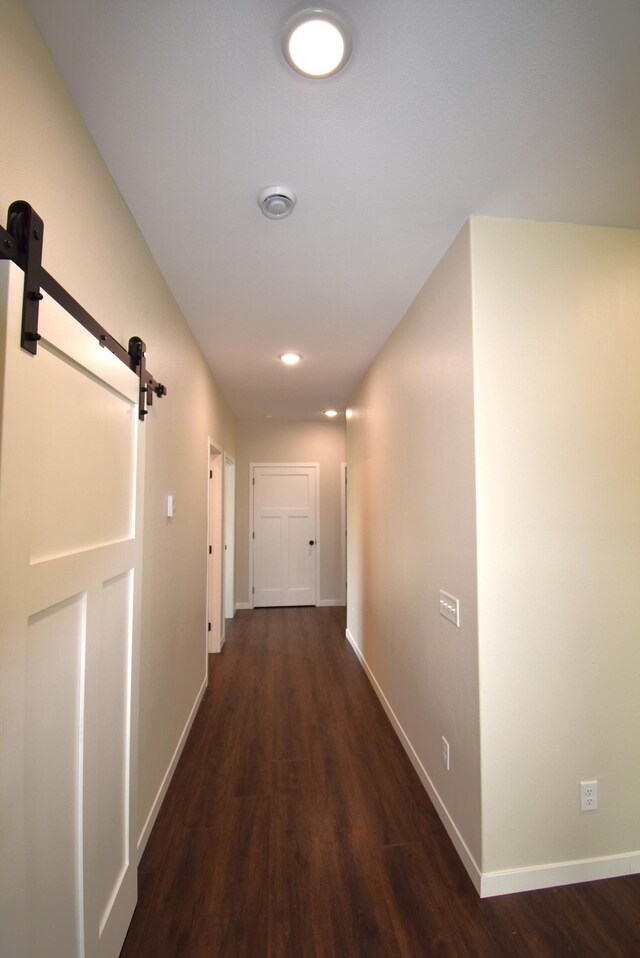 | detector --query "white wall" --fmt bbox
[235,418,346,606]
[346,223,482,870]
[0,0,236,850]
[472,217,640,878]
[347,214,640,895]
